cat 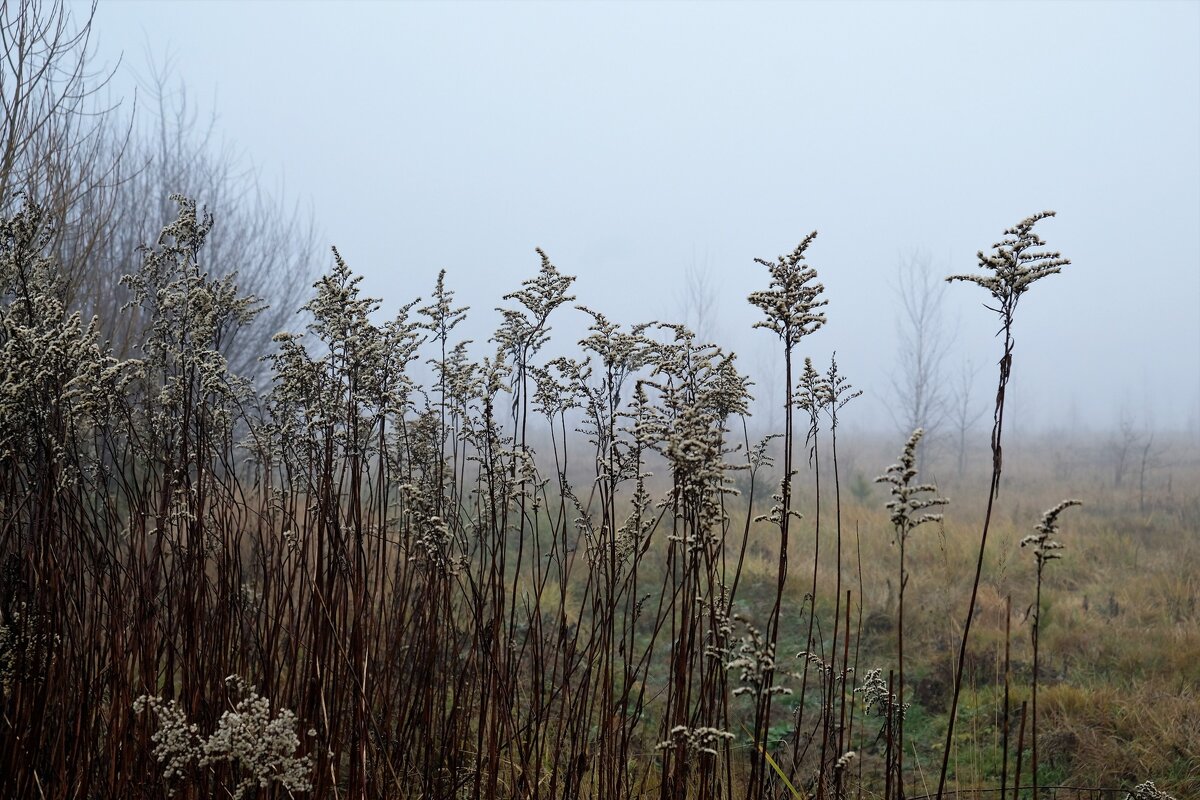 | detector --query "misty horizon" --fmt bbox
[85,0,1200,434]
